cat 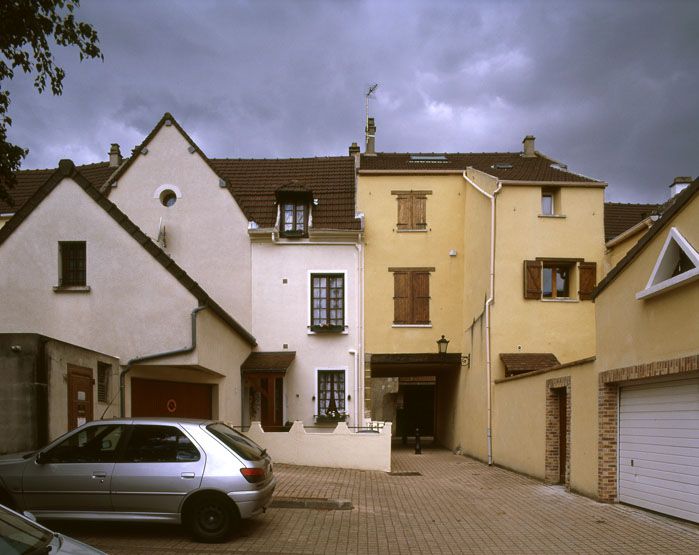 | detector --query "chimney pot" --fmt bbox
[365,117,377,156]
[349,142,360,156]
[669,176,693,198]
[109,143,123,167]
[522,135,536,158]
